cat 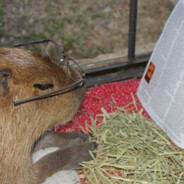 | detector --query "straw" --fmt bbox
[80,103,184,184]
